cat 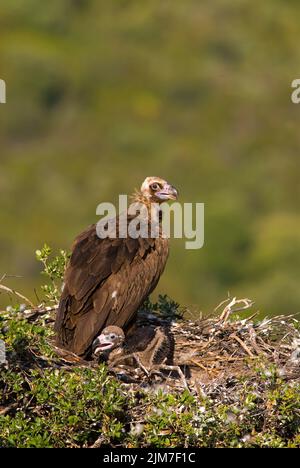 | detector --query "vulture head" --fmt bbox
[138,177,178,203]
[92,325,125,356]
